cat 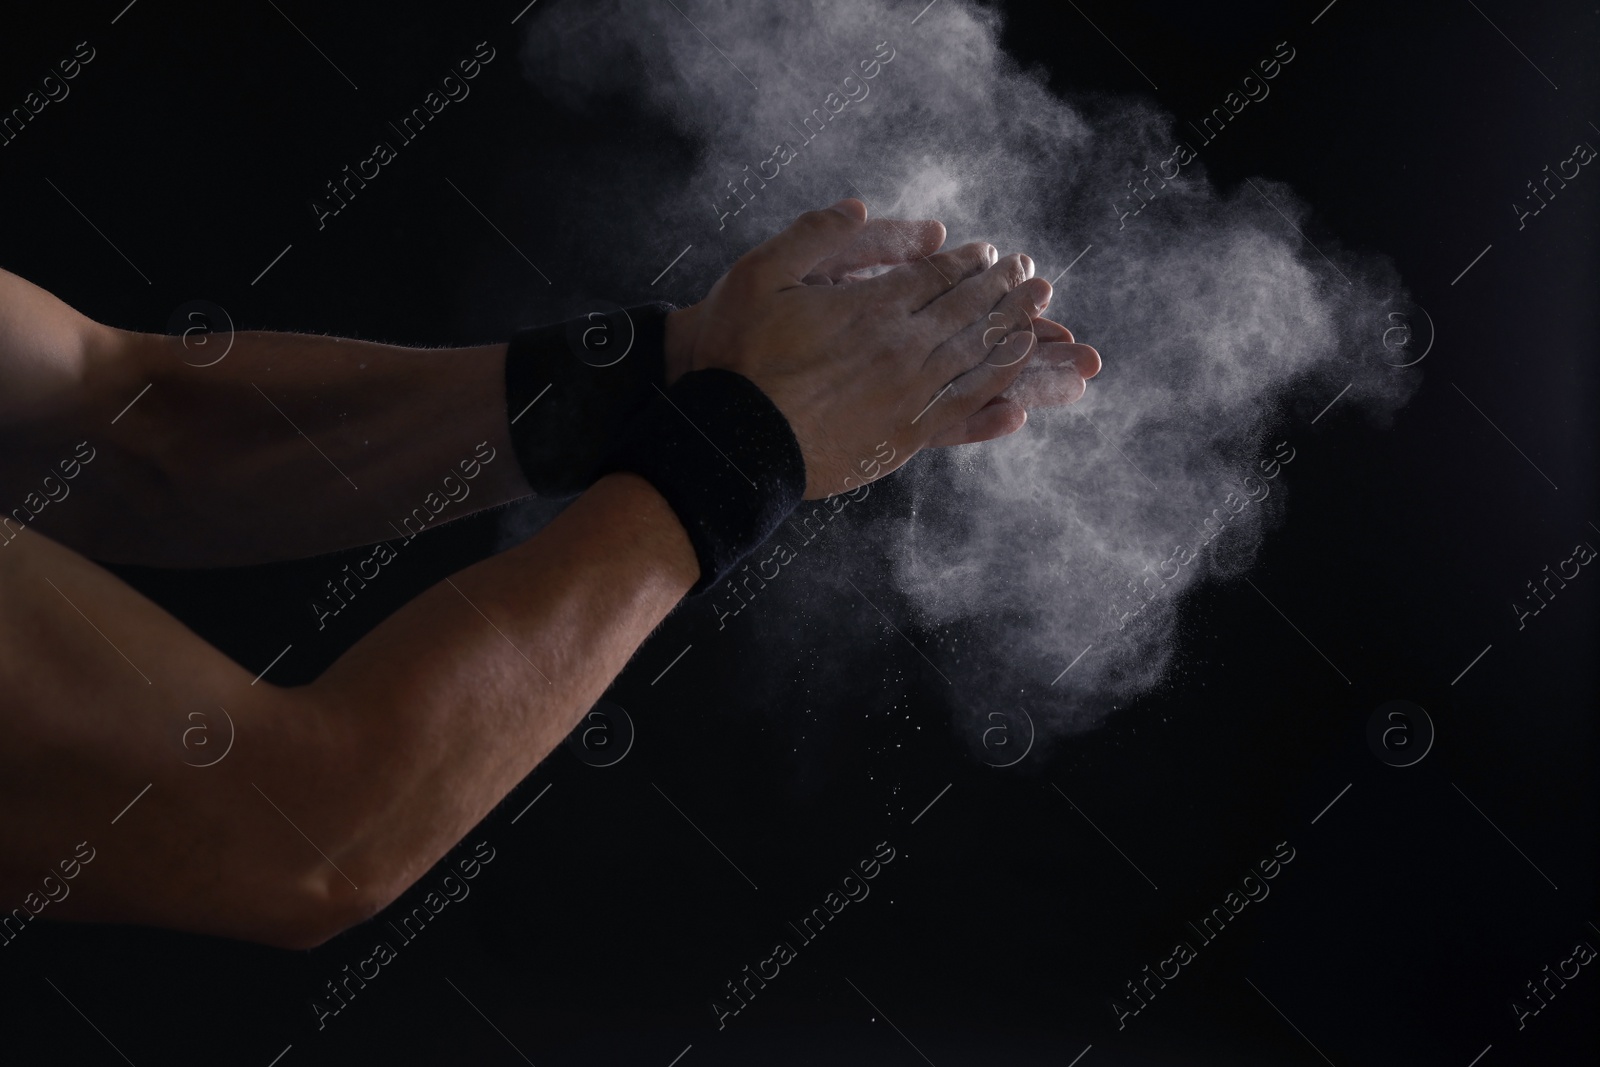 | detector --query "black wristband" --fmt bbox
[598,369,807,596]
[503,302,671,498]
